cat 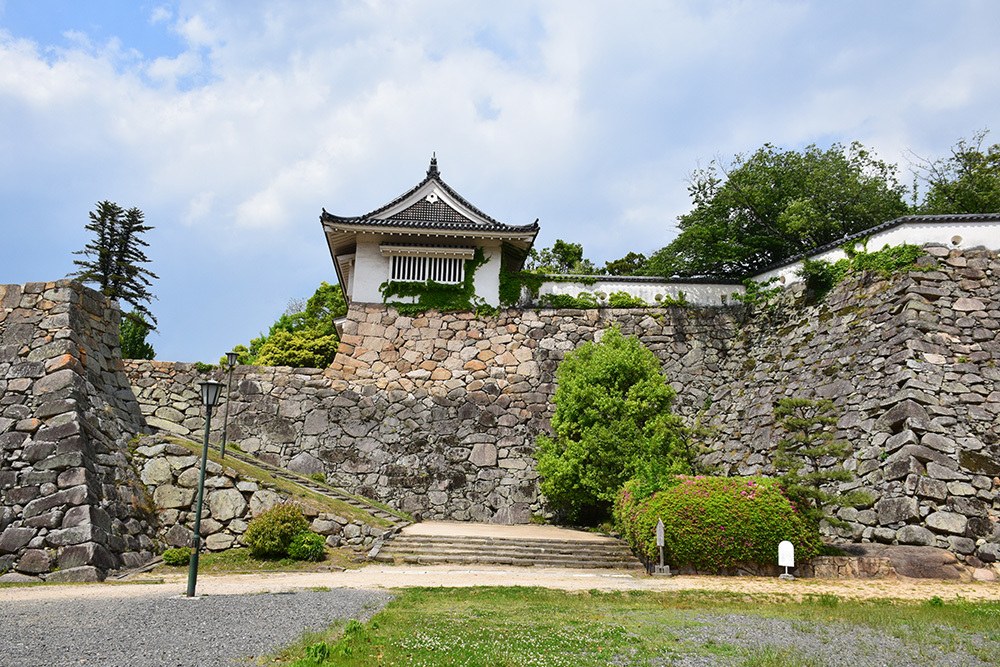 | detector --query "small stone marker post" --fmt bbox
[778,540,795,581]
[653,518,671,576]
